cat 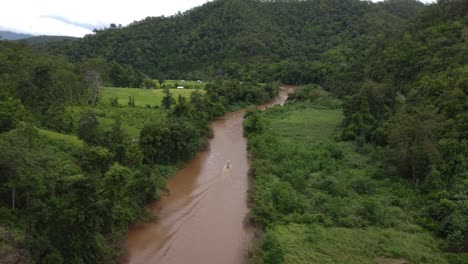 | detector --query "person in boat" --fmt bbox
[226,160,231,169]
